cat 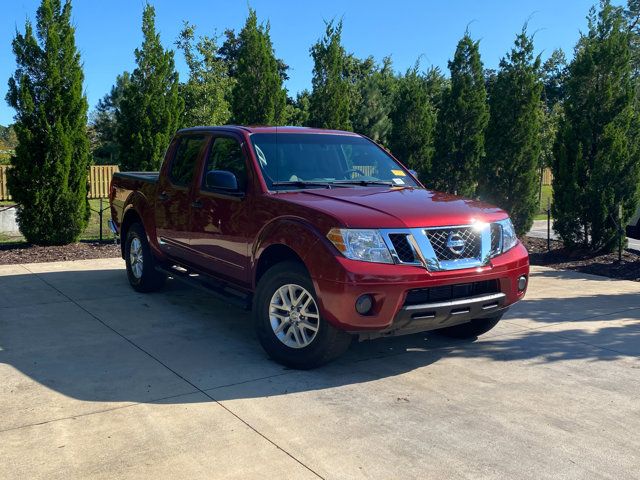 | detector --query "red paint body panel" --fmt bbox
[110,126,530,332]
